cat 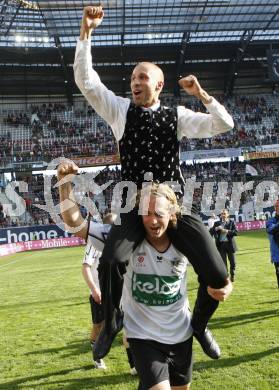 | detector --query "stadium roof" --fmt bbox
[0,0,279,98]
